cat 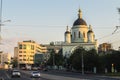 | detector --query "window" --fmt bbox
[31,45,34,50]
[19,51,22,53]
[30,59,33,61]
[74,32,76,39]
[19,44,22,49]
[23,59,26,61]
[79,31,81,38]
[19,59,22,61]
[30,55,33,57]
[23,44,26,49]
[19,55,22,57]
